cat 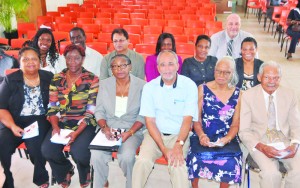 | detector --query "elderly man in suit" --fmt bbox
[239,61,300,188]
[91,54,146,188]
